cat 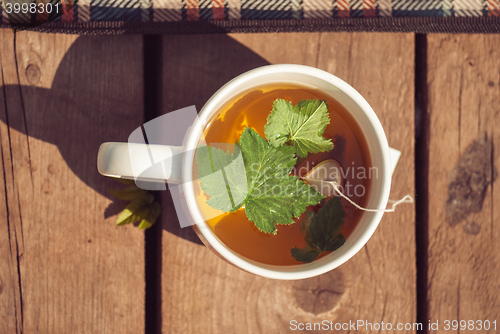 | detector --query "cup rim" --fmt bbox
[182,64,391,280]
